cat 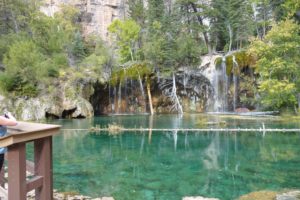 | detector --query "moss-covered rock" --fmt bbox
[214,57,223,70]
[238,190,277,200]
[224,51,256,76]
